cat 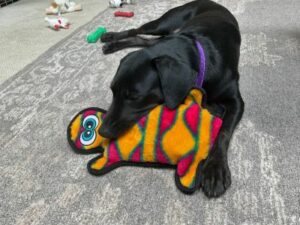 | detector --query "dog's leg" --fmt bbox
[101,5,196,42]
[102,36,161,54]
[201,85,244,198]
